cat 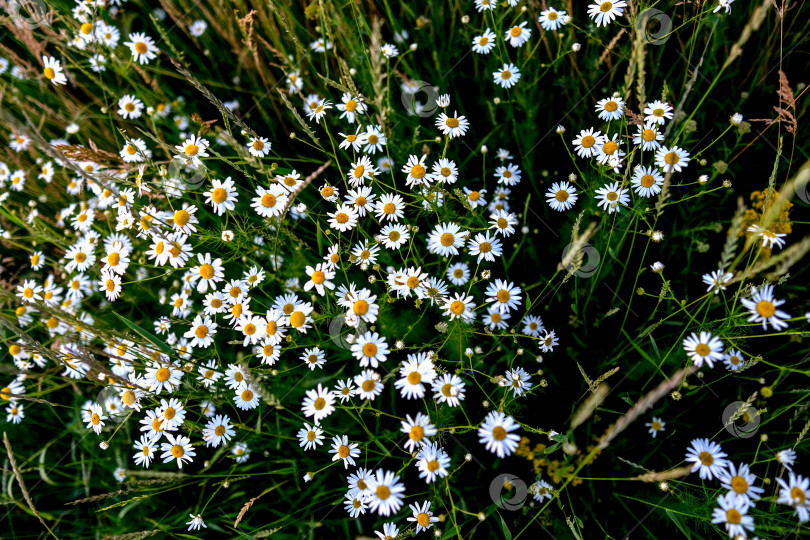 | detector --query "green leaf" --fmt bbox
[112,312,172,356]
[498,513,513,540]
[665,509,692,538]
